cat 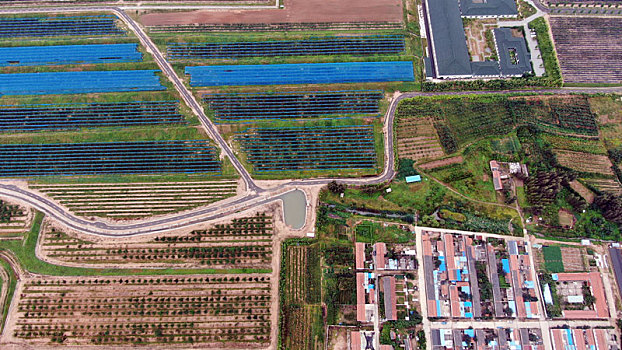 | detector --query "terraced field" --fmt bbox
[583,178,622,195]
[8,274,272,347]
[553,150,614,175]
[40,213,273,269]
[29,181,238,219]
[396,117,444,161]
